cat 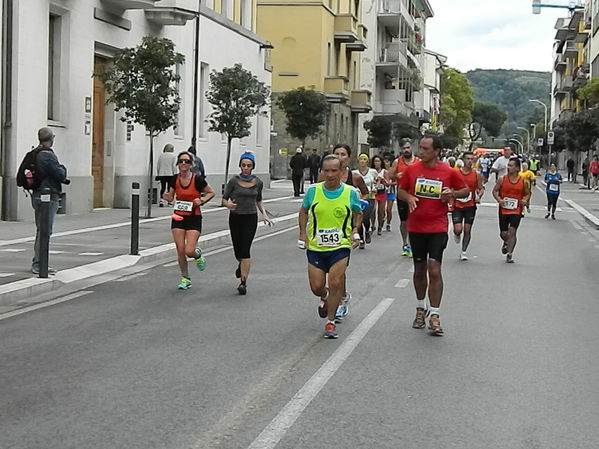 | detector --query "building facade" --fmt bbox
[0,0,272,221]
[358,0,434,153]
[256,0,371,177]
